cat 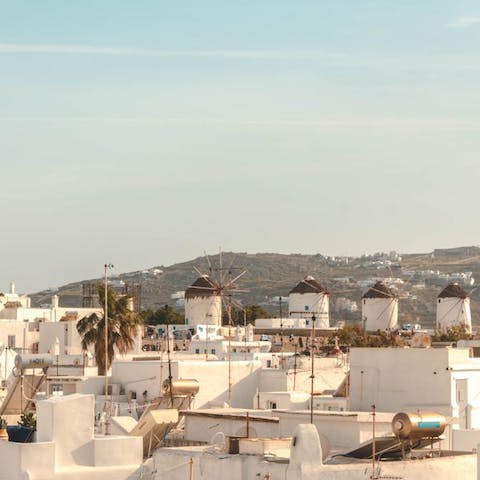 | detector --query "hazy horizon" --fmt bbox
[2,2,480,292]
